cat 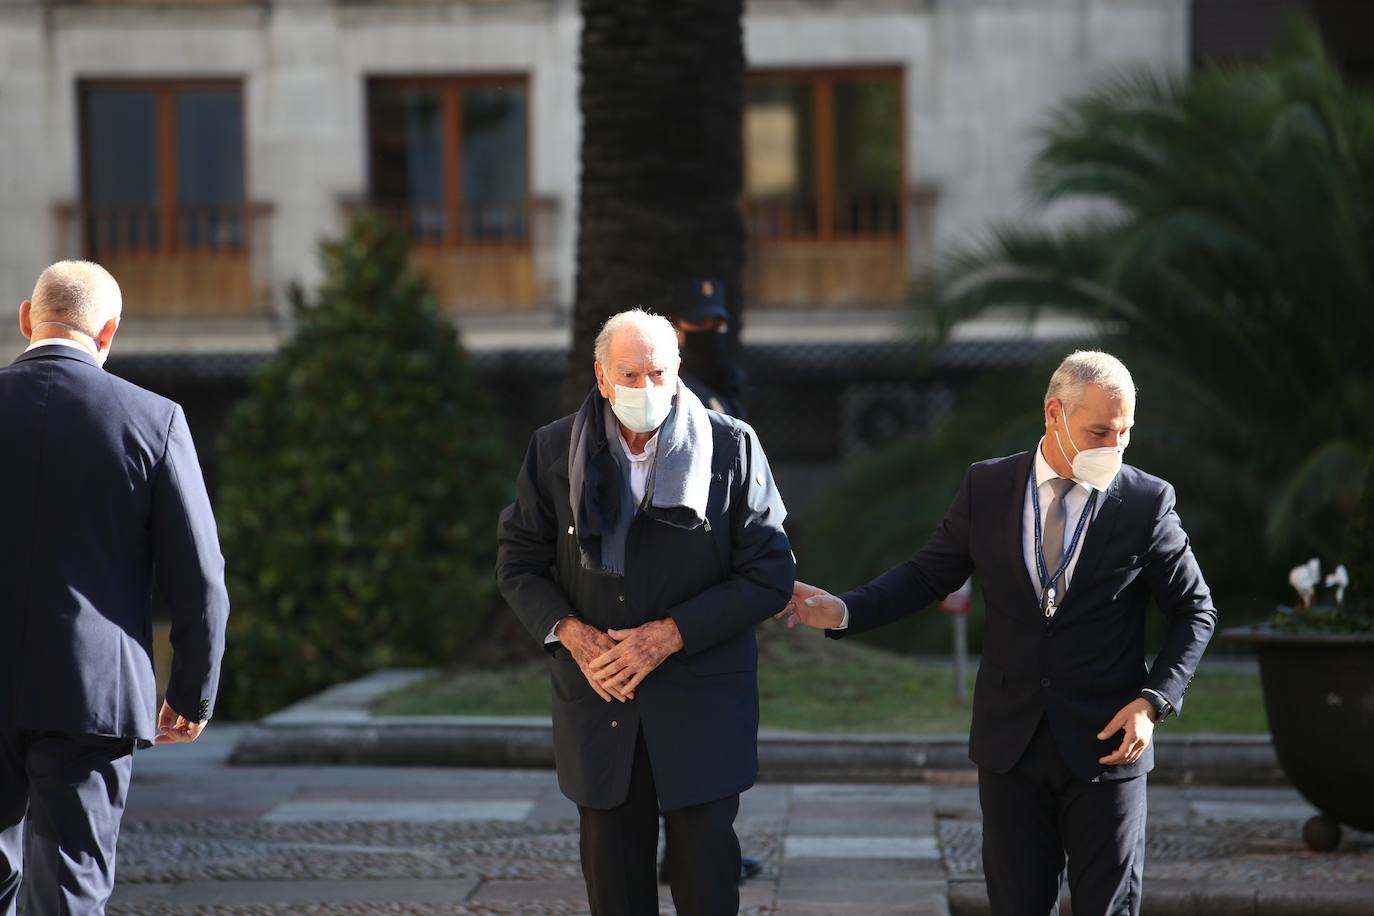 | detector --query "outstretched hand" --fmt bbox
[1097,698,1156,765]
[774,580,847,630]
